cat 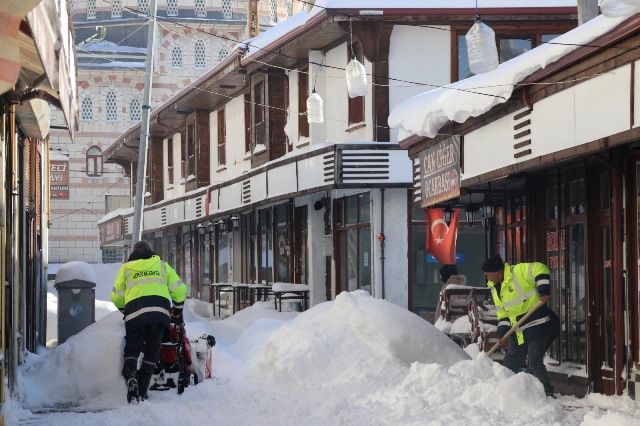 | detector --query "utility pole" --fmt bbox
[132,0,159,244]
